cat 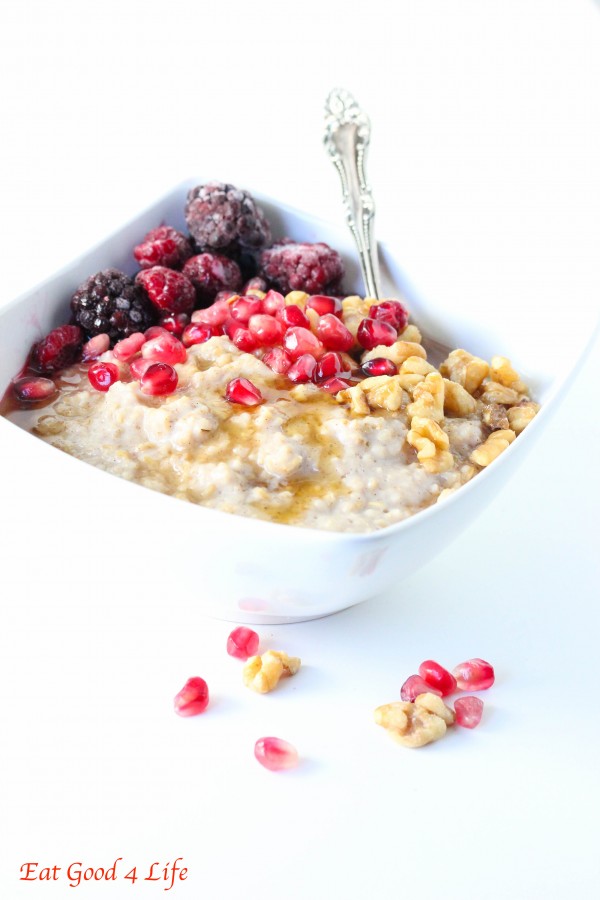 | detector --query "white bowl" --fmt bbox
[0,179,597,623]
